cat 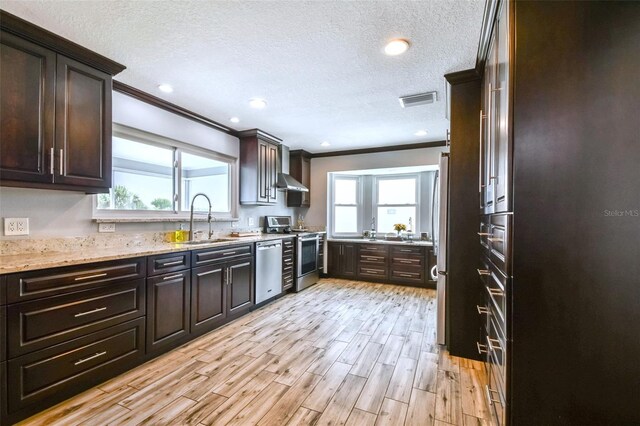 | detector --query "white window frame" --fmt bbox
[330,174,362,237]
[373,174,421,234]
[93,124,237,220]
